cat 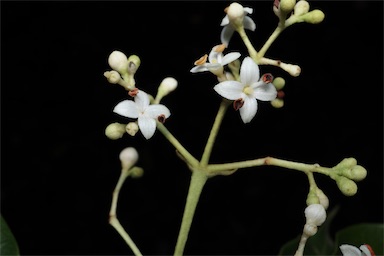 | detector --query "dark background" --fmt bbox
[1,1,383,255]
